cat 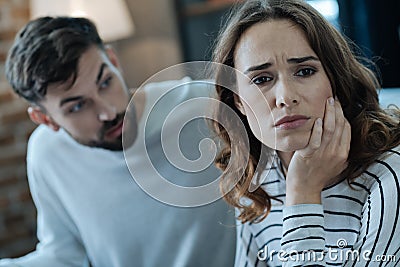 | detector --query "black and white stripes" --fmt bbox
[234,147,400,267]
